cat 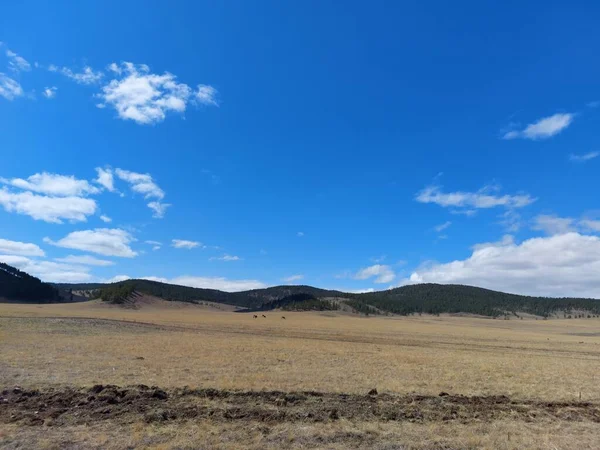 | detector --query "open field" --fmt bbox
[1,300,600,449]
